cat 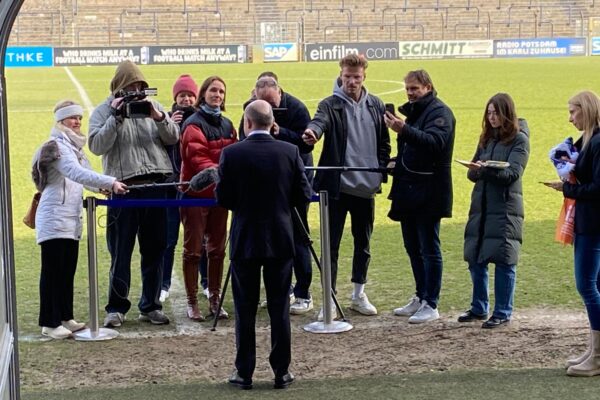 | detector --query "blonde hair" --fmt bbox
[568,91,600,149]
